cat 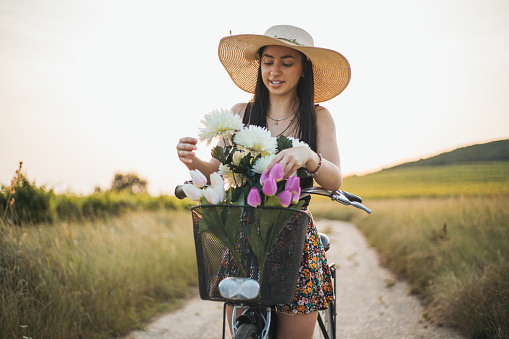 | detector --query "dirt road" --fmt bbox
[127,220,464,339]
